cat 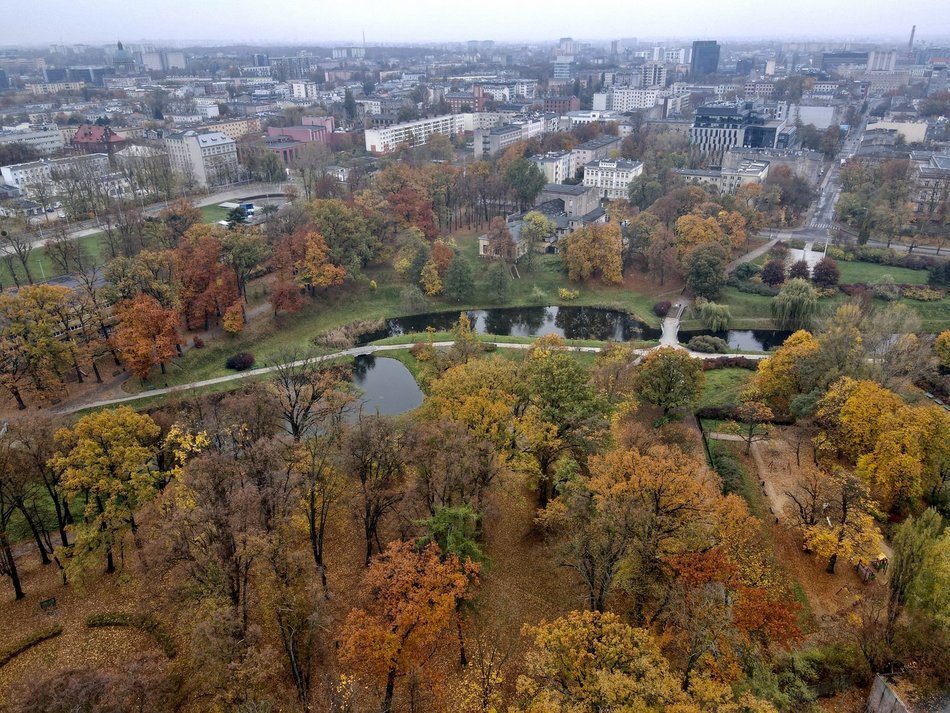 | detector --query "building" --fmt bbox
[537,183,600,218]
[911,153,950,219]
[691,41,720,78]
[533,151,573,184]
[0,153,110,196]
[601,88,661,112]
[266,125,330,145]
[868,50,897,72]
[582,158,644,200]
[0,124,65,155]
[640,62,667,87]
[553,56,576,80]
[164,130,239,188]
[363,114,466,155]
[291,81,320,99]
[571,135,622,172]
[142,50,186,72]
[473,119,545,159]
[722,146,823,185]
[543,95,580,114]
[720,159,770,194]
[265,138,301,167]
[268,56,313,80]
[689,101,789,167]
[821,51,869,72]
[71,124,126,156]
[198,118,261,140]
[24,81,86,95]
